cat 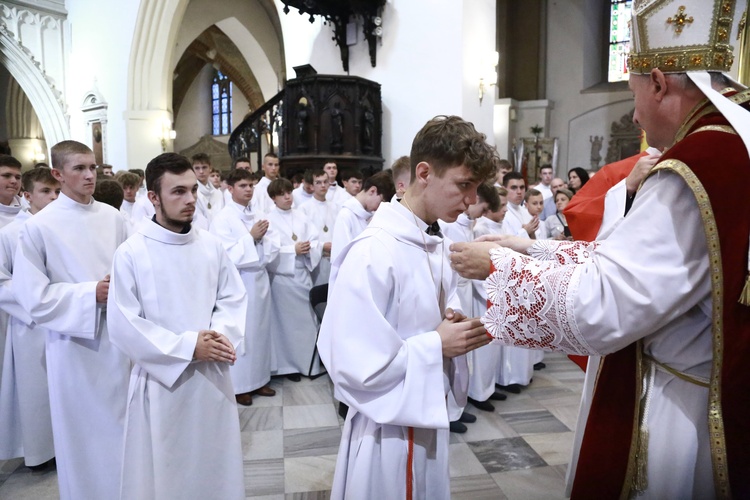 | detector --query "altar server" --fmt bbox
[318,116,496,499]
[13,140,130,500]
[210,169,280,405]
[108,152,246,499]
